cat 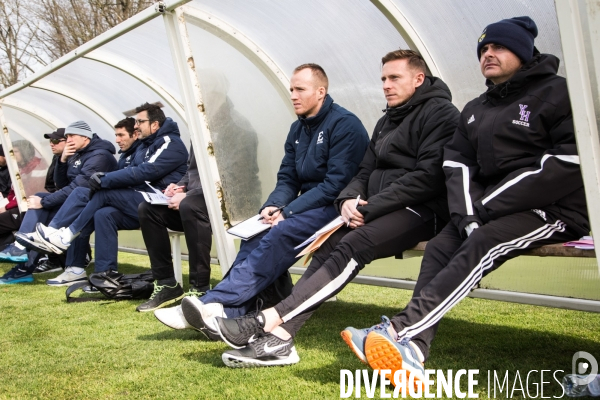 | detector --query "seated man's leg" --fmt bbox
[93,206,140,273]
[274,207,437,338]
[179,193,212,291]
[366,210,576,374]
[200,205,339,316]
[47,187,91,229]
